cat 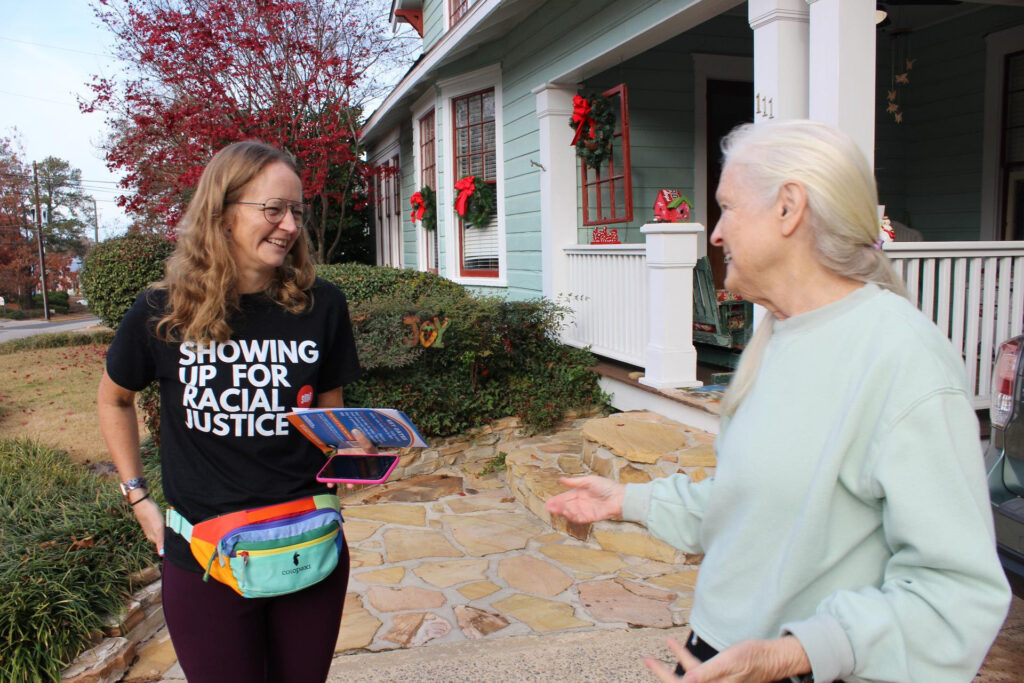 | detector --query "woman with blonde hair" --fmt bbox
[98,140,366,682]
[547,120,1010,682]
